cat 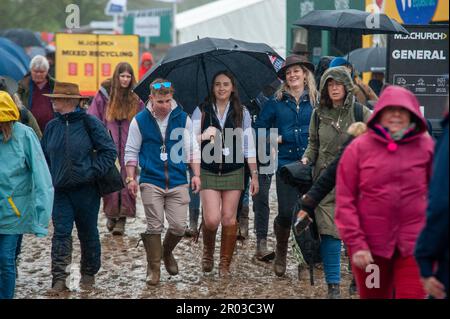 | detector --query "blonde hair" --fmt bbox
[0,122,13,143]
[275,67,318,106]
